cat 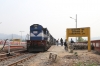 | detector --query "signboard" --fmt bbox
[13,39,21,45]
[66,27,91,52]
[67,27,90,37]
[13,39,20,41]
